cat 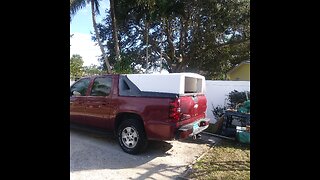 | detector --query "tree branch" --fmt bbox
[214,38,250,49]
